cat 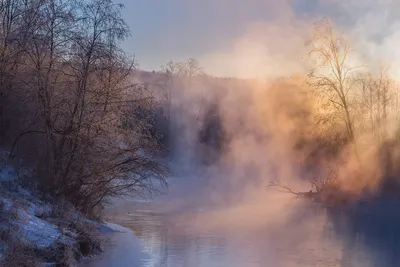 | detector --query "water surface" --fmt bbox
[84,197,400,267]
